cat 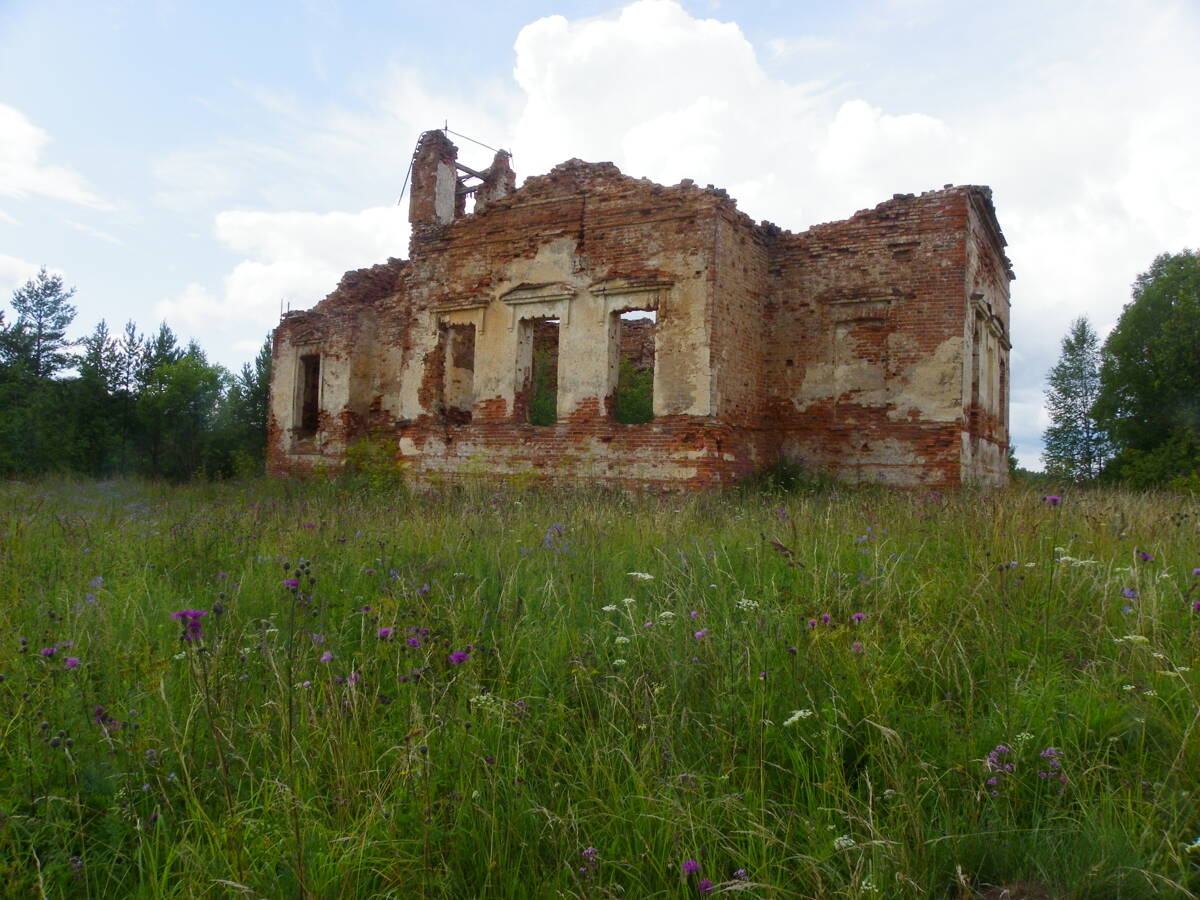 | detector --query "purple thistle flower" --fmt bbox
[1191,567,1200,576]
[319,651,333,663]
[682,860,701,874]
[1193,600,1200,612]
[807,618,817,629]
[689,610,699,619]
[820,613,832,625]
[1042,495,1062,505]
[171,609,208,642]
[1121,587,1138,599]
[693,629,708,640]
[851,641,864,654]
[407,636,421,647]
[448,649,471,665]
[39,647,56,657]
[697,879,714,894]
[644,621,654,628]
[733,869,748,880]
[377,627,394,639]
[283,578,300,587]
[1136,550,1153,562]
[64,657,80,669]
[851,611,867,622]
